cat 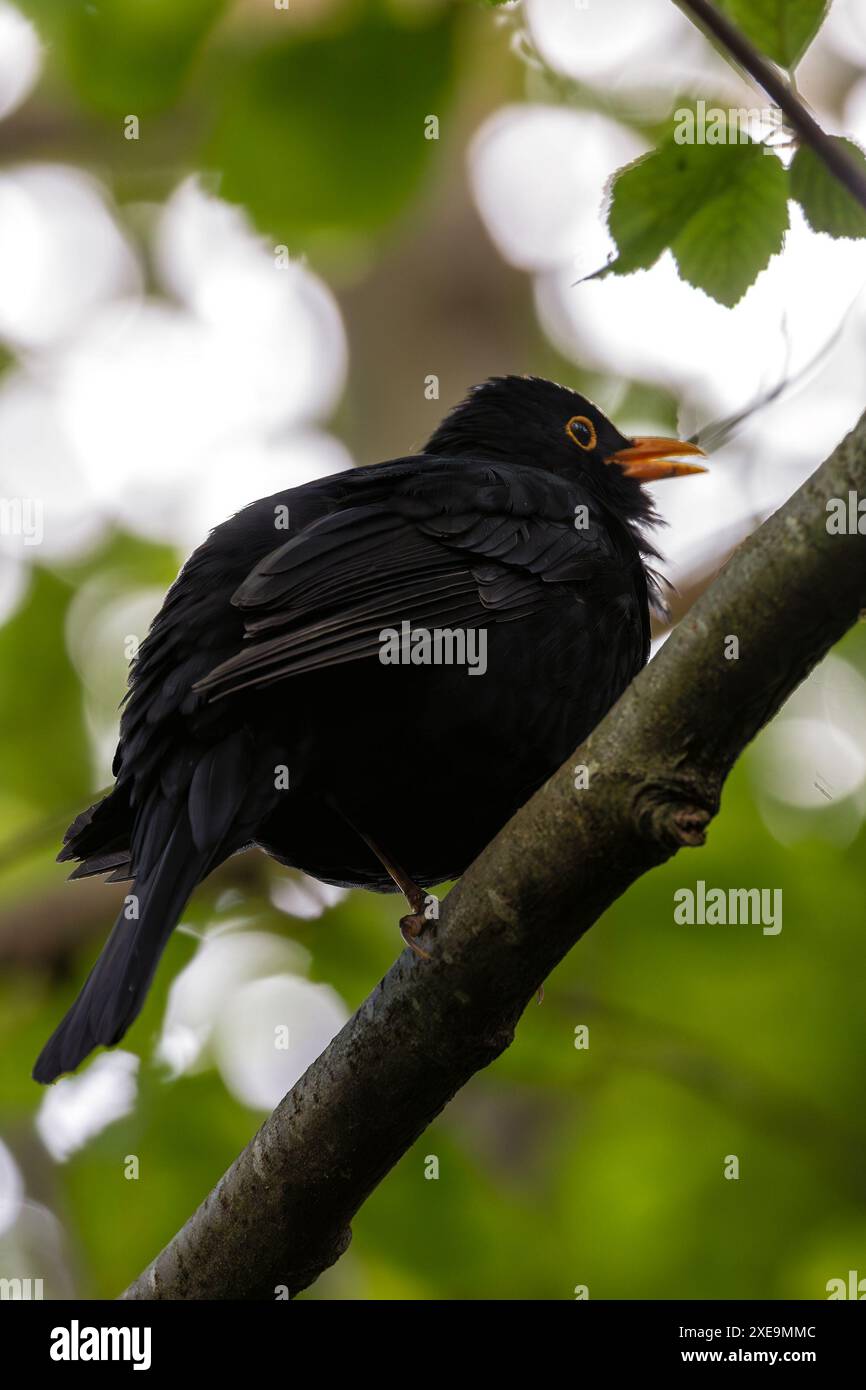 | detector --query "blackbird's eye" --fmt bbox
[566,415,597,451]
